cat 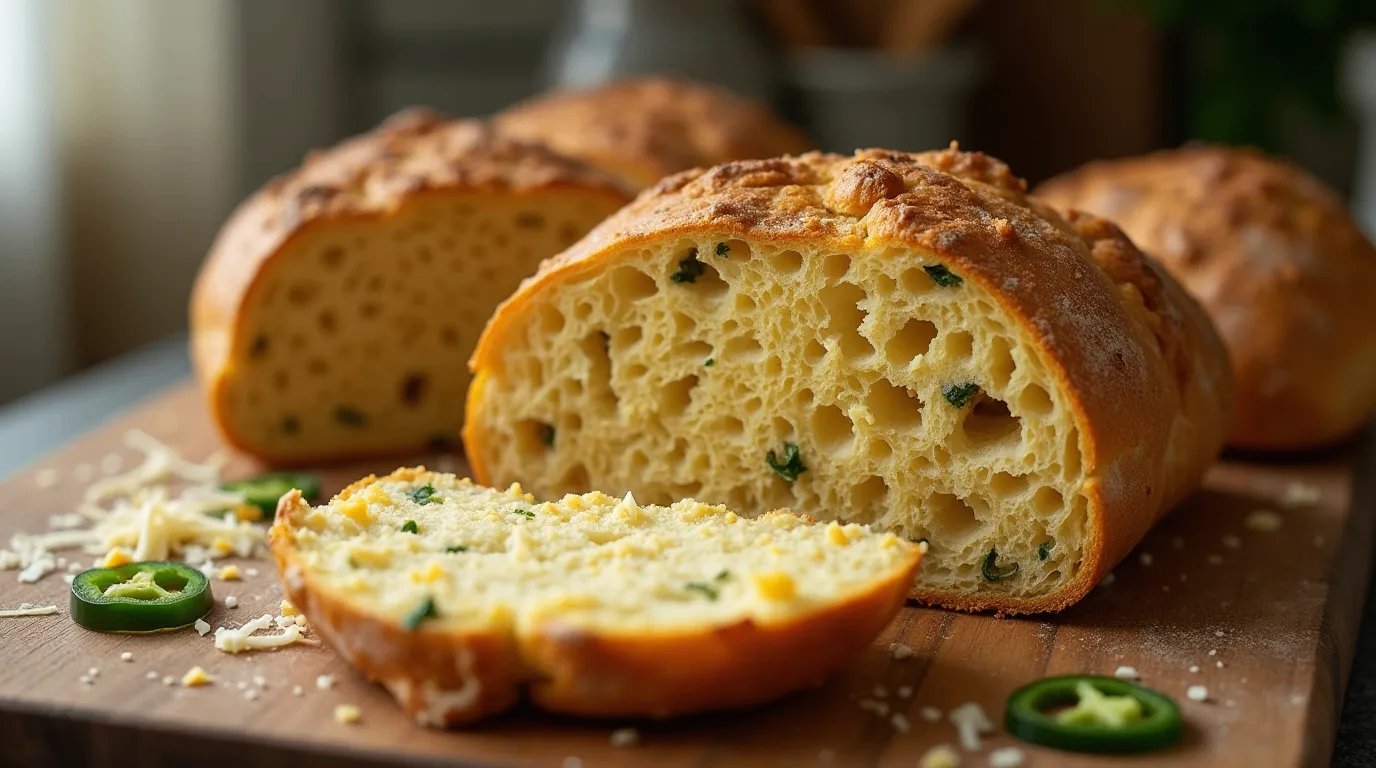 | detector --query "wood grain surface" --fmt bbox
[0,382,1369,768]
